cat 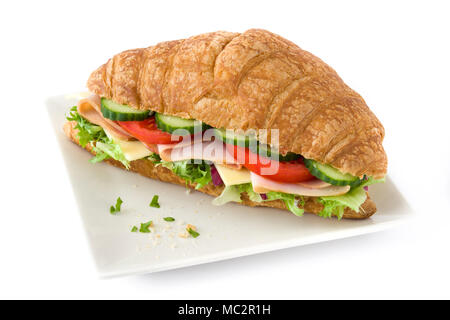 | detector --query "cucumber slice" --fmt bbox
[213,128,257,147]
[101,98,151,121]
[214,128,300,162]
[155,113,211,134]
[304,159,363,187]
[253,144,300,162]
